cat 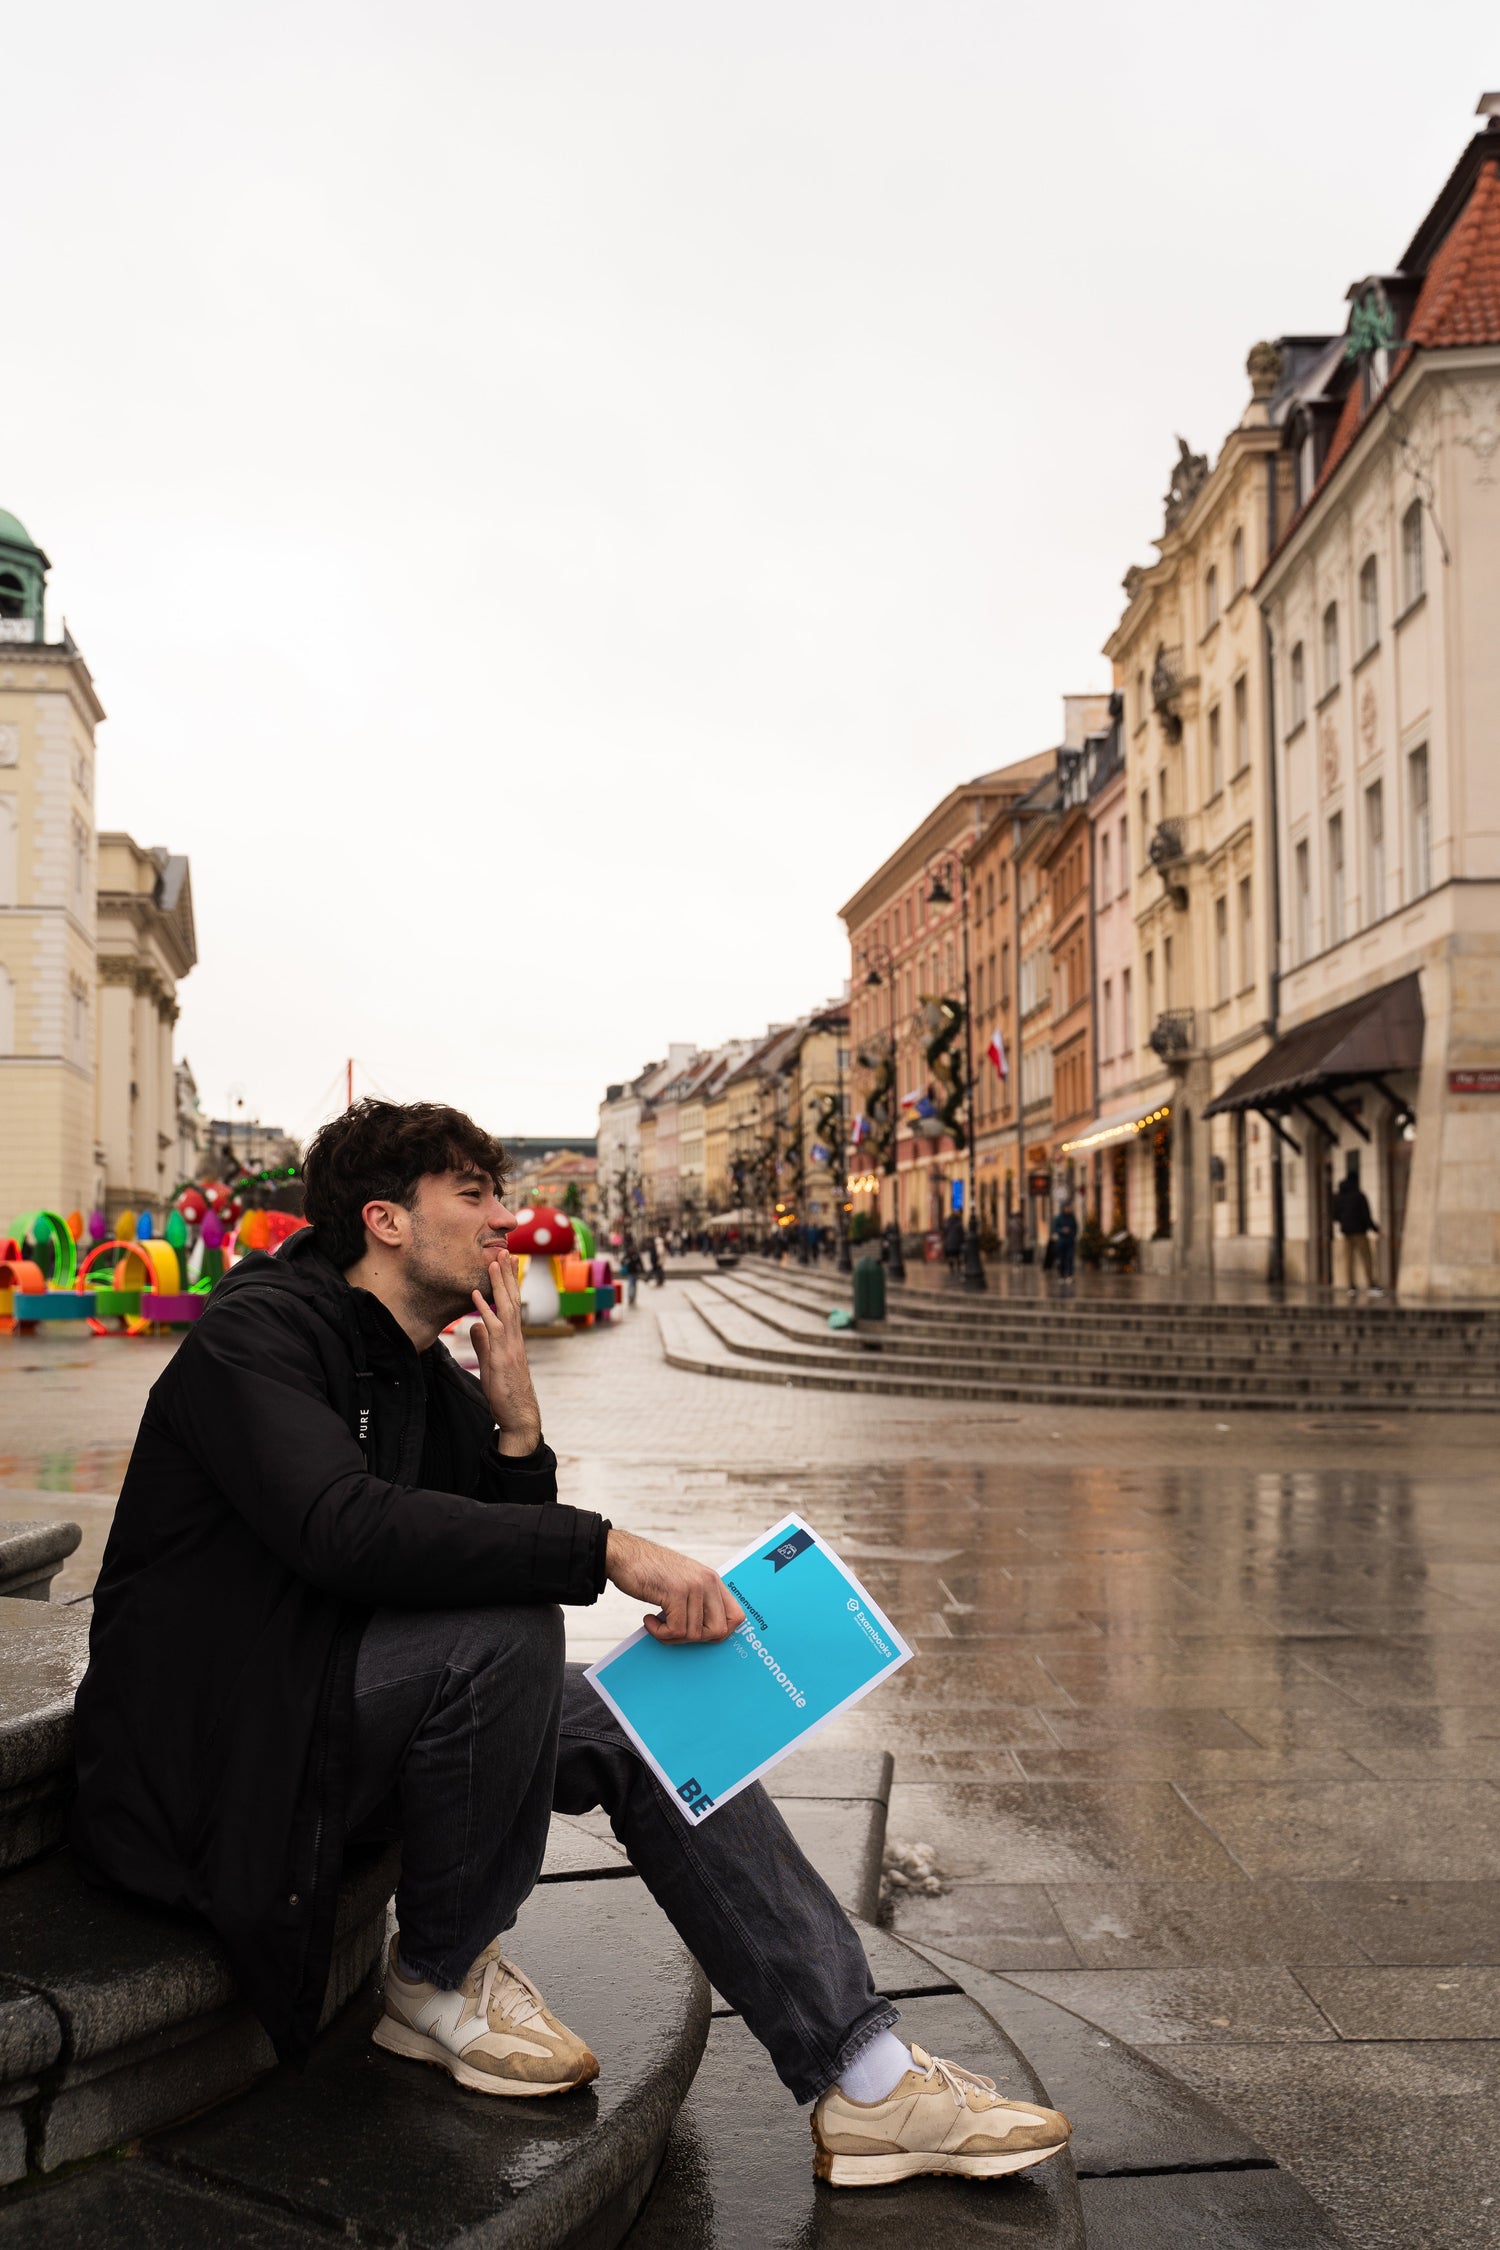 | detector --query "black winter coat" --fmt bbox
[71,1229,609,2059]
